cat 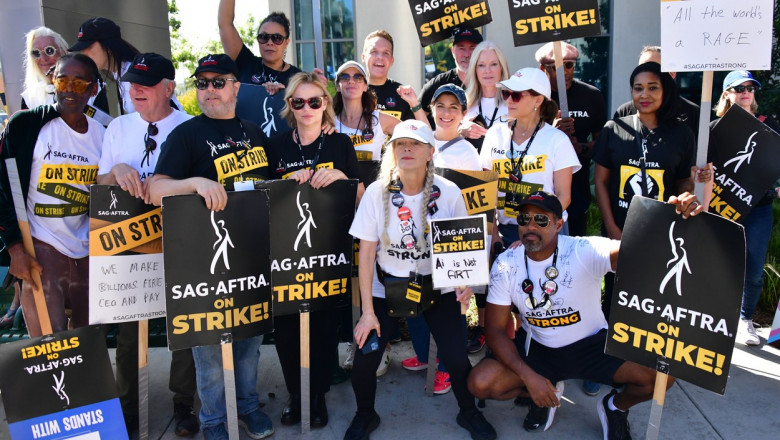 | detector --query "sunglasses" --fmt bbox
[31,46,57,59]
[544,61,576,70]
[141,123,159,167]
[518,213,552,228]
[337,73,366,83]
[194,78,237,90]
[501,90,532,102]
[289,96,325,110]
[52,77,93,94]
[730,85,757,94]
[257,32,286,45]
